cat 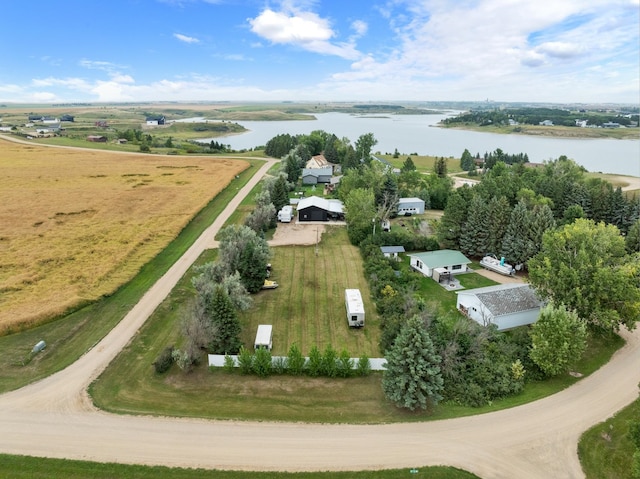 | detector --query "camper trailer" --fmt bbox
[254,324,273,350]
[344,289,365,328]
[277,205,293,223]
